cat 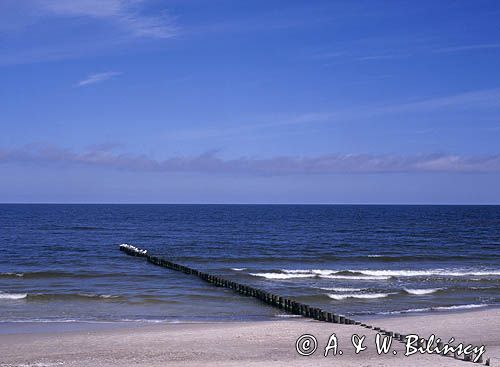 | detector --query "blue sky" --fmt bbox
[1,0,500,203]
